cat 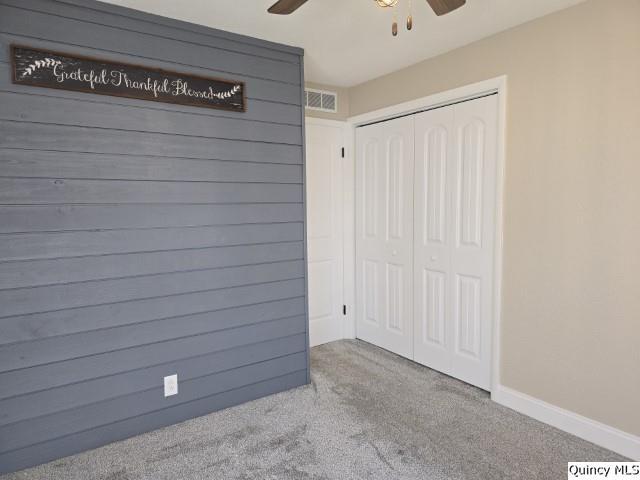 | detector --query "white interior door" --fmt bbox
[305,120,345,347]
[355,116,414,358]
[413,95,498,390]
